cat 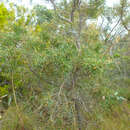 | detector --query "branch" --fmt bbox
[110,29,125,41]
[72,0,82,51]
[70,0,79,22]
[73,97,82,130]
[120,0,130,32]
[49,0,72,24]
[100,16,105,30]
[120,16,130,32]
[100,16,105,40]
[0,94,8,99]
[78,0,82,36]
[102,33,122,57]
[105,18,121,42]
